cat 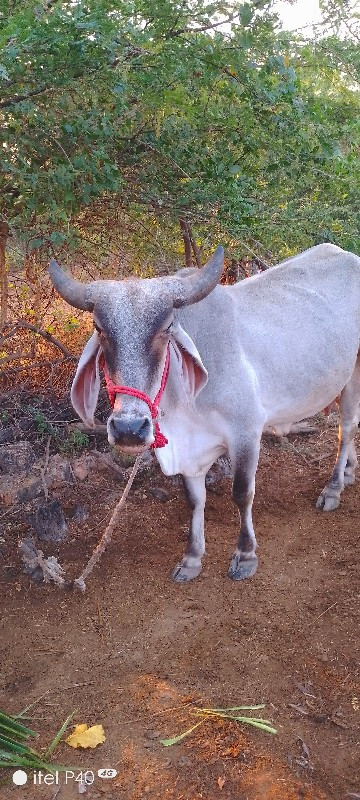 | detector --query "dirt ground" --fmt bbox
[0,420,359,800]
